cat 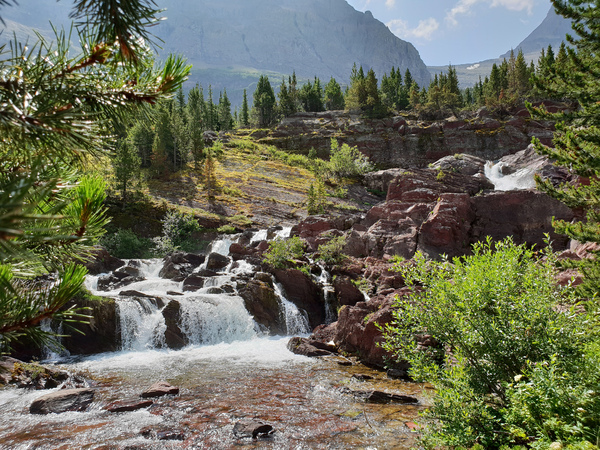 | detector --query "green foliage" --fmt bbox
[307,180,327,215]
[113,140,141,198]
[217,225,237,234]
[252,75,277,127]
[158,210,202,253]
[324,77,345,111]
[382,237,599,449]
[262,236,306,269]
[529,0,600,299]
[316,235,347,266]
[328,138,374,180]
[100,229,154,259]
